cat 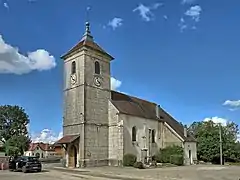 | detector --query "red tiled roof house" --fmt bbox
[24,142,56,159]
